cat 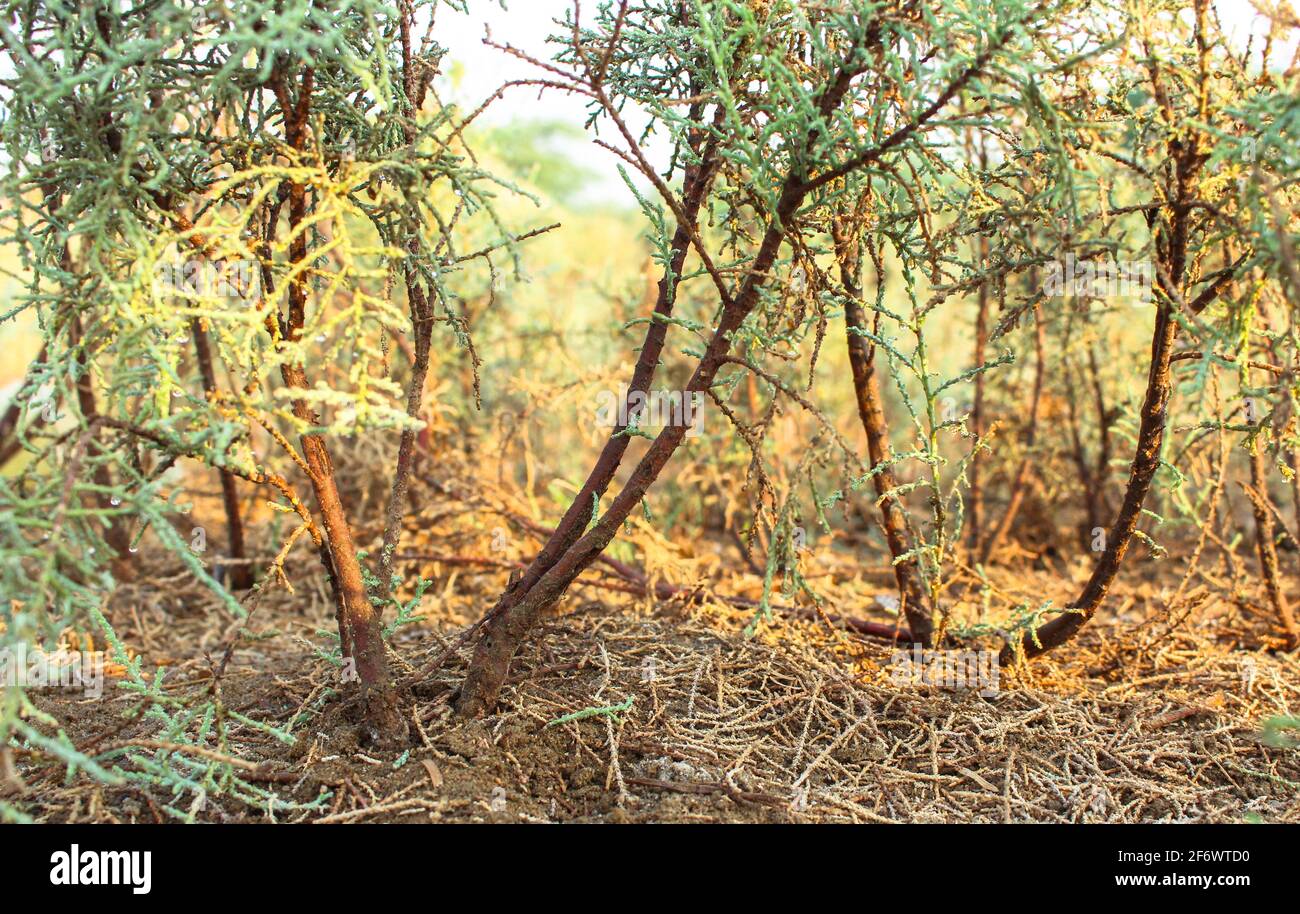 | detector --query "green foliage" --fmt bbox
[2,0,1299,814]
[0,0,530,812]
